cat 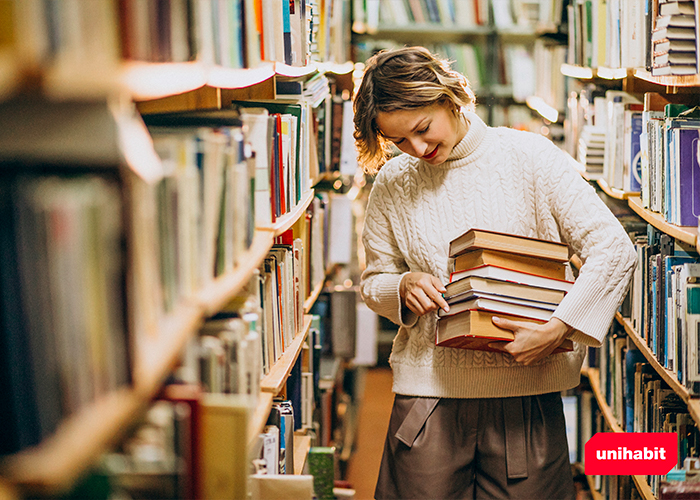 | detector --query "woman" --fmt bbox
[354,47,636,499]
